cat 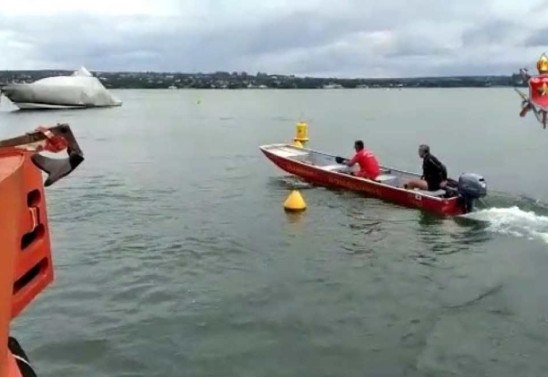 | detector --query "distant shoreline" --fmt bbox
[0,70,527,89]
